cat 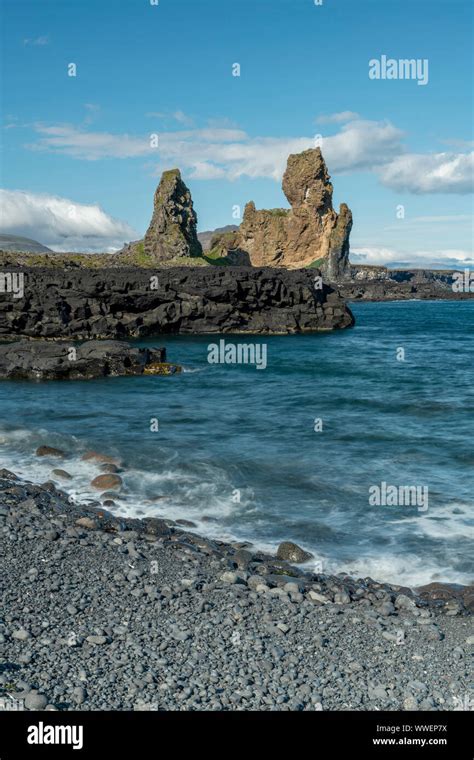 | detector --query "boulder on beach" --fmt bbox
[0,468,18,479]
[82,451,121,466]
[75,516,97,530]
[90,474,123,491]
[99,463,120,473]
[51,469,72,480]
[35,446,65,458]
[276,541,313,563]
[143,517,171,536]
[100,491,122,500]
